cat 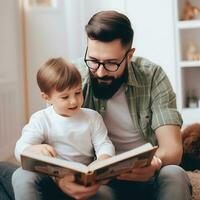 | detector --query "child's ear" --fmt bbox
[41,92,50,101]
